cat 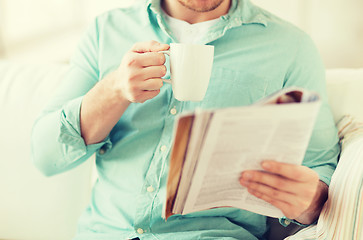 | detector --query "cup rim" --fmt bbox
[170,43,214,48]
